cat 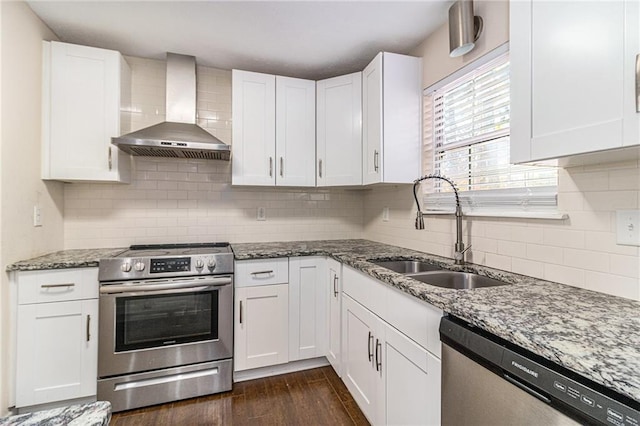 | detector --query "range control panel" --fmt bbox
[502,349,640,426]
[150,257,190,273]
